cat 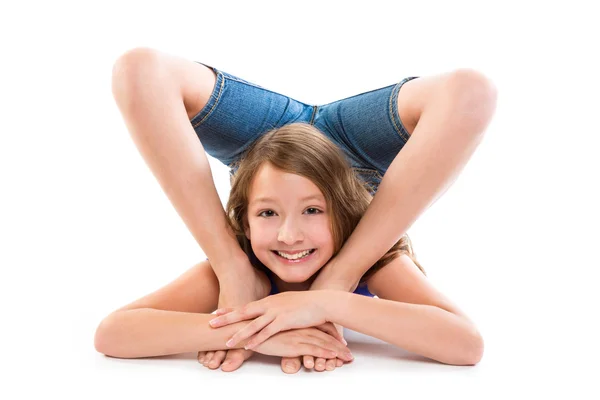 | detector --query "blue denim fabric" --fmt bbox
[189,61,419,196]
